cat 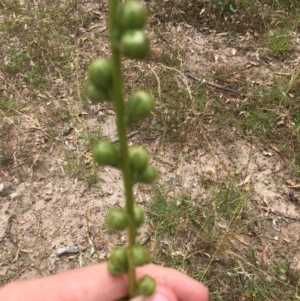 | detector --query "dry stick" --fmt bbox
[159,64,193,102]
[112,131,140,143]
[185,71,242,95]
